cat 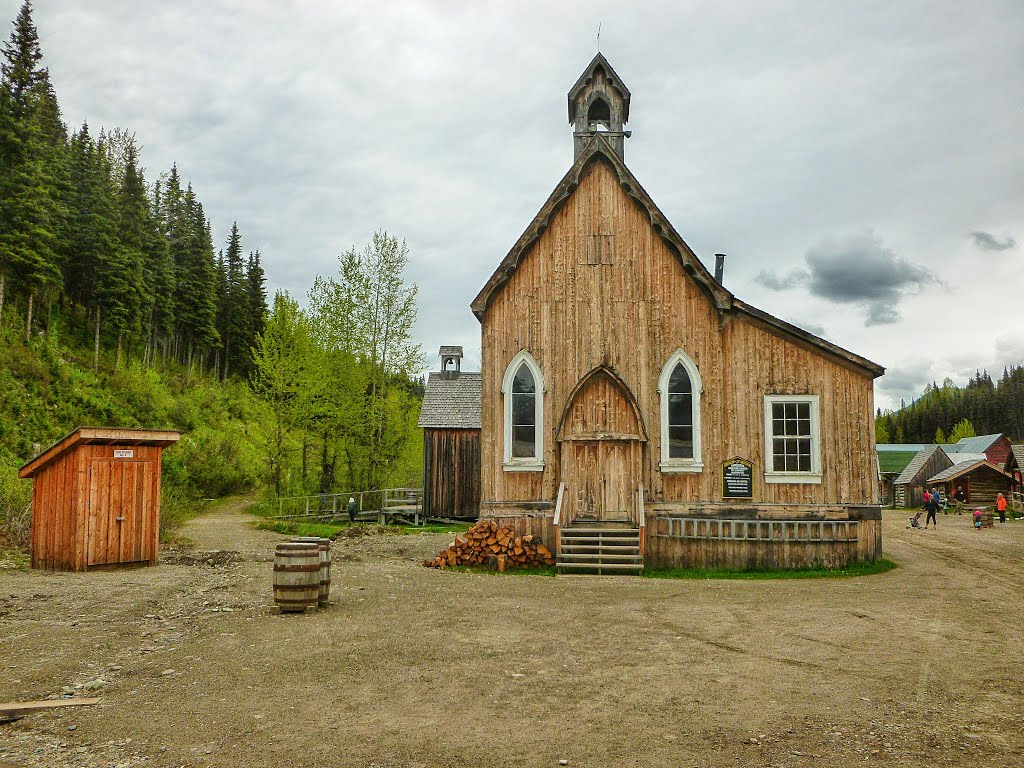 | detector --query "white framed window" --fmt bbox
[502,350,544,471]
[763,395,822,484]
[658,350,703,473]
